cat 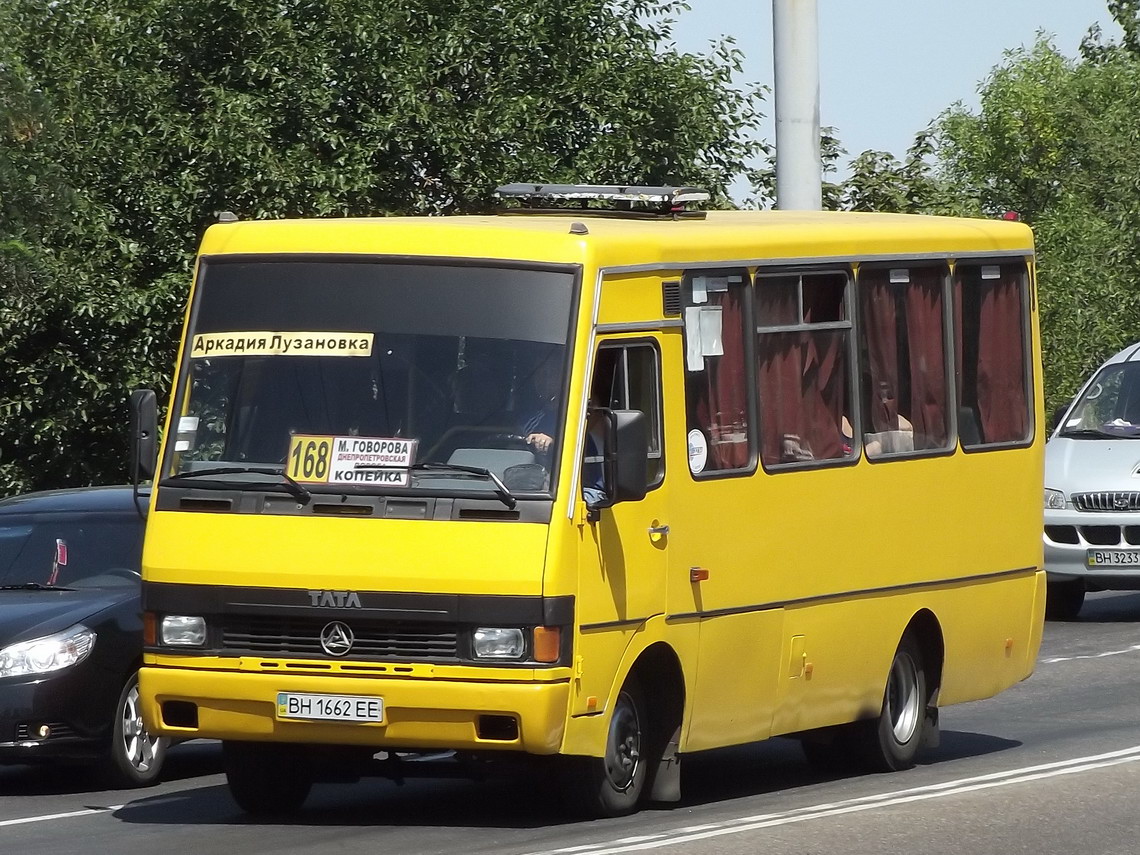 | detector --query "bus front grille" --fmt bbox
[221,616,460,661]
